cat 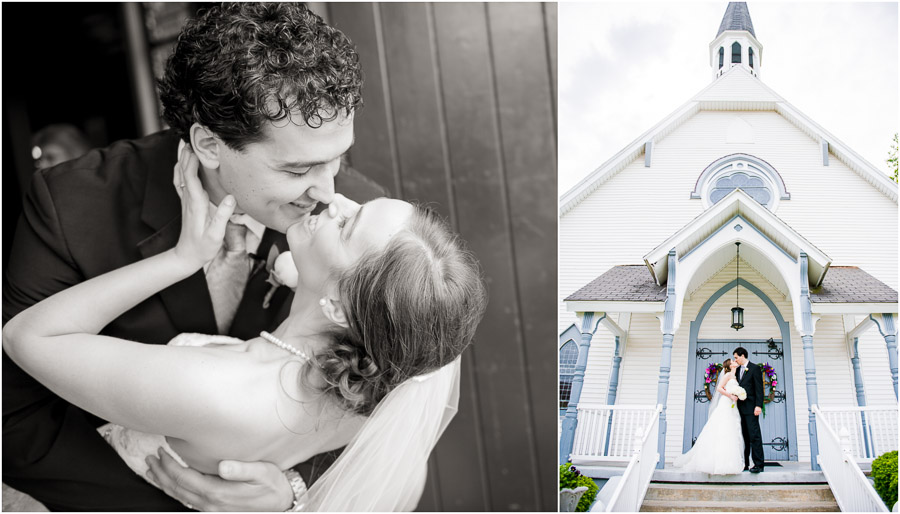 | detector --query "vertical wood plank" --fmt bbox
[487,3,558,510]
[434,1,538,510]
[379,3,452,221]
[544,2,558,137]
[432,3,527,509]
[327,3,557,511]
[329,3,400,196]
